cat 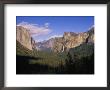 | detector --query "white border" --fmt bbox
[5,4,107,87]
